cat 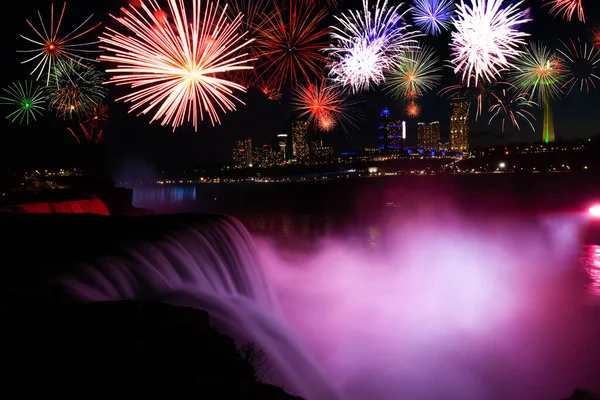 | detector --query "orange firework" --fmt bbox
[405,101,421,118]
[254,0,329,95]
[292,79,359,132]
[594,29,600,50]
[99,0,255,131]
